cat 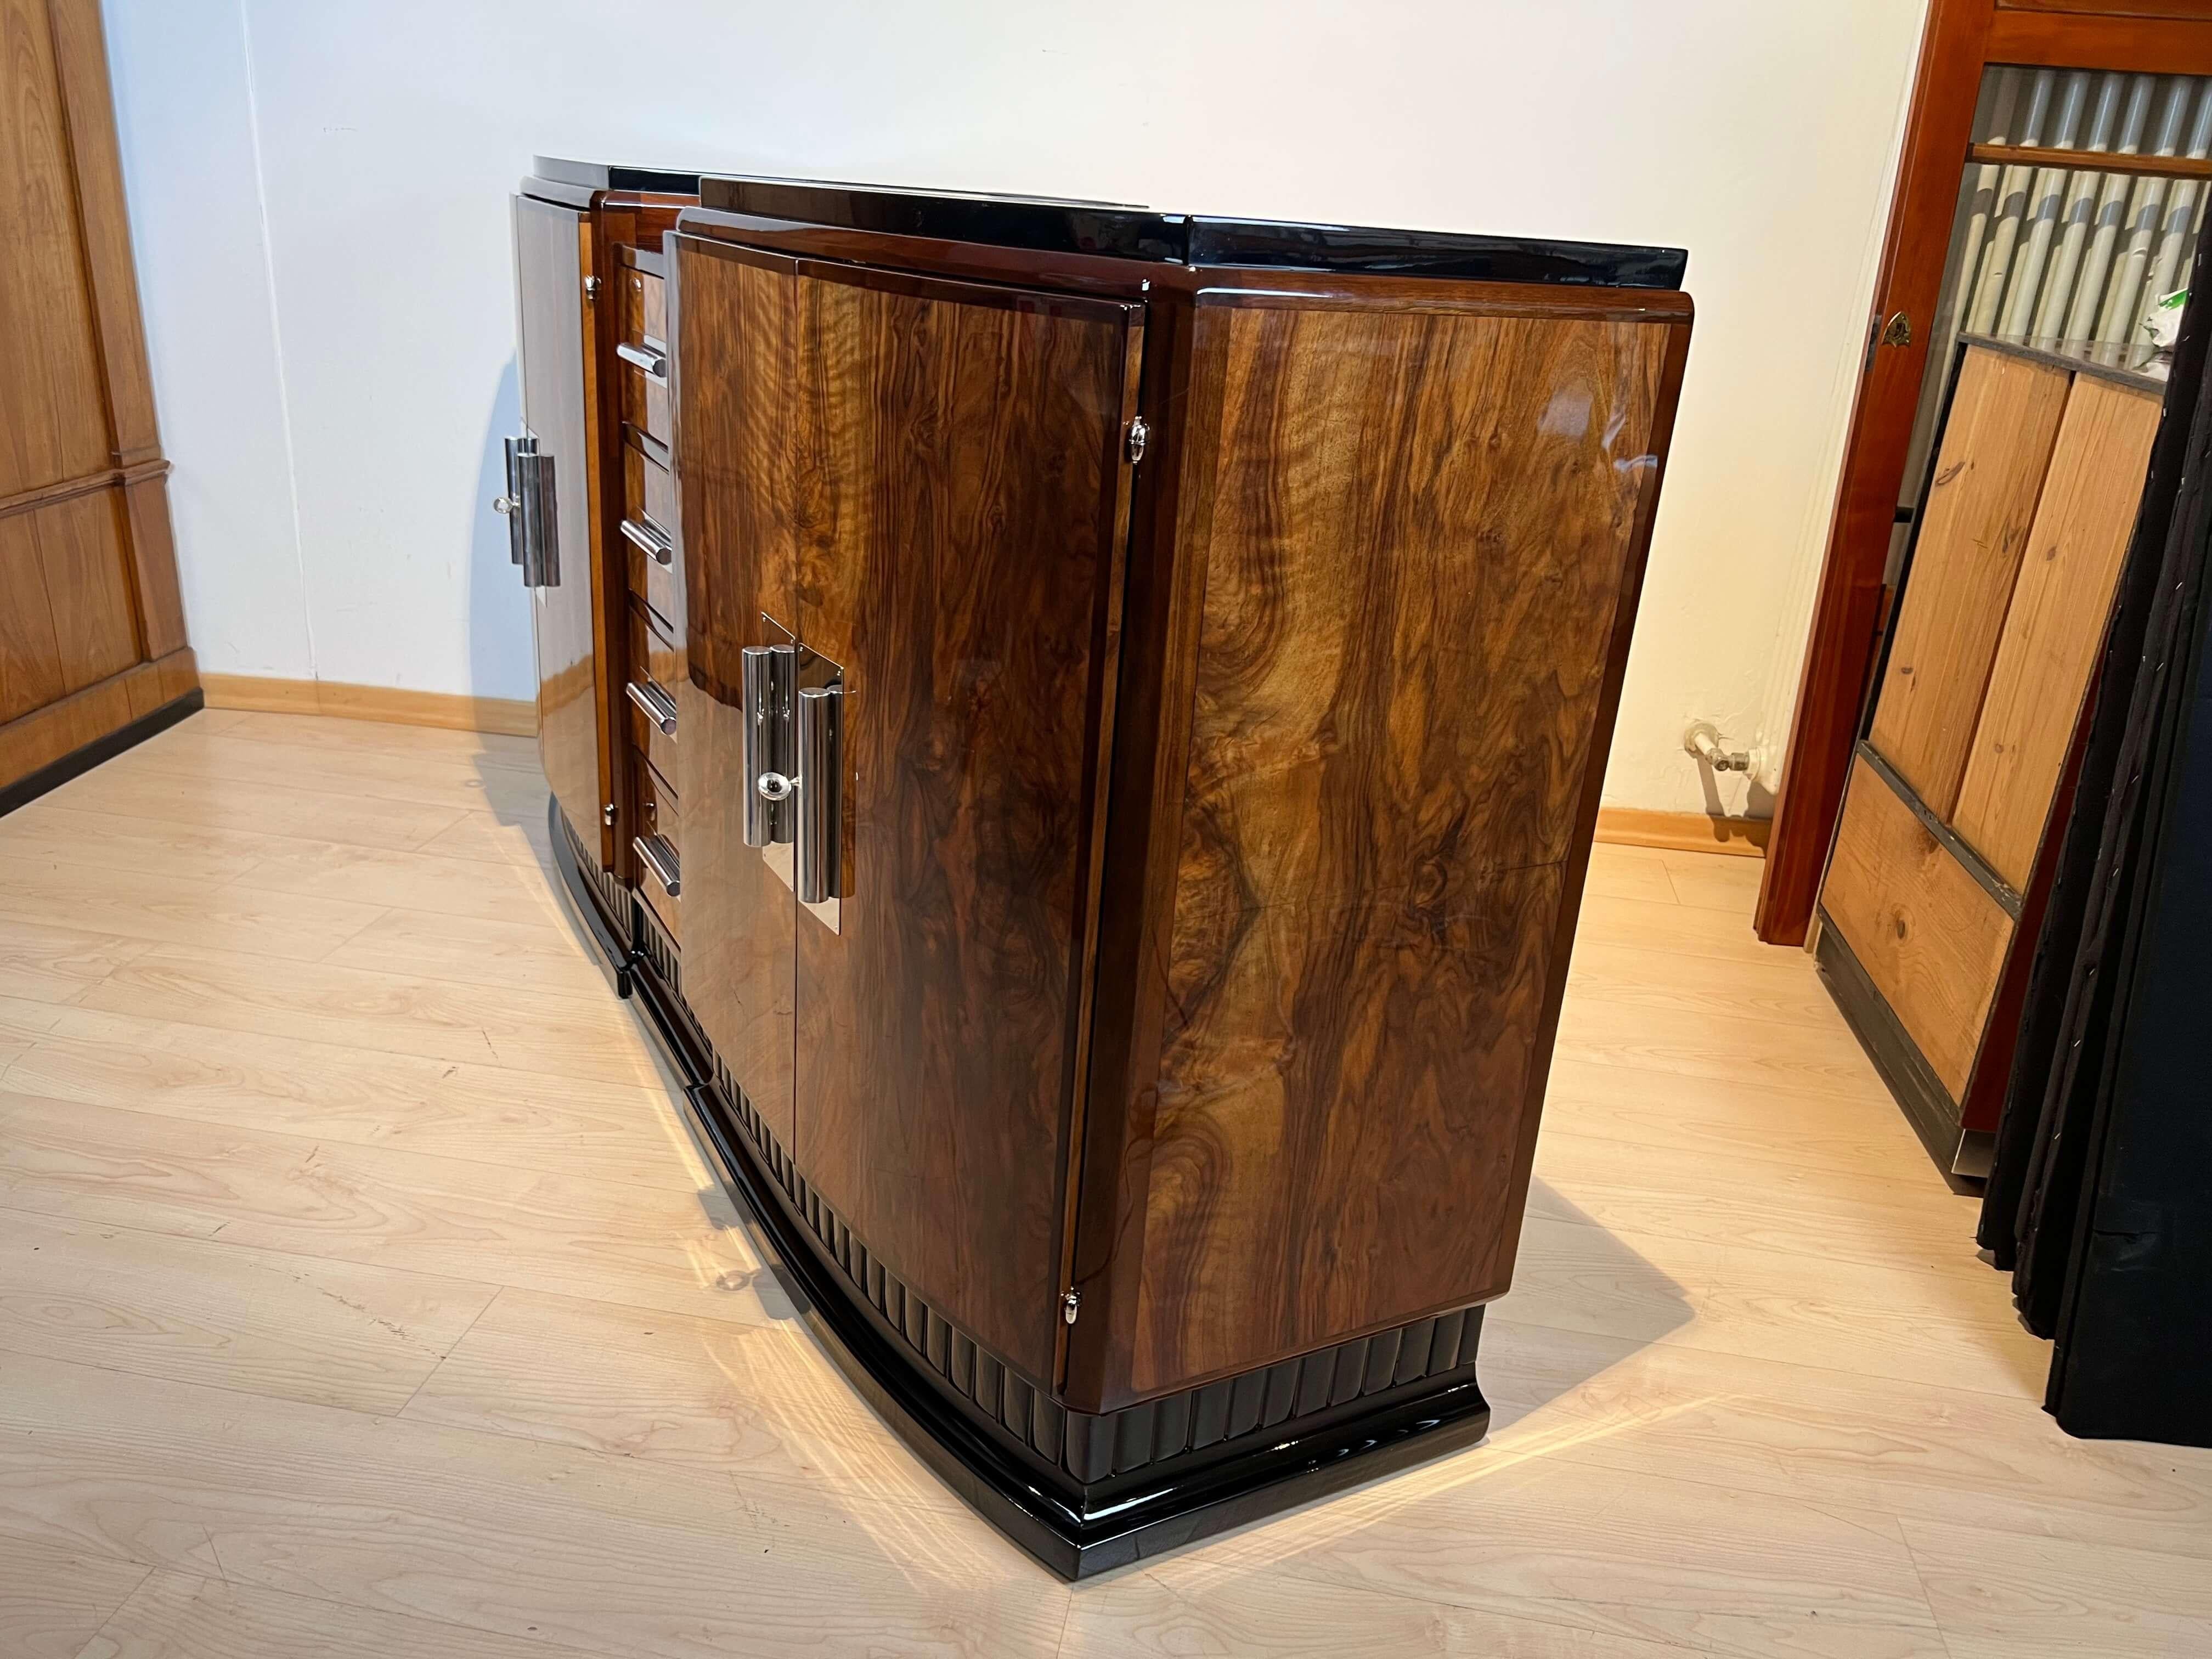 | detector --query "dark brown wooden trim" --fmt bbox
[0,458,170,523]
[1988,8,2212,72]
[1758,0,1995,945]
[1968,142,2212,181]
